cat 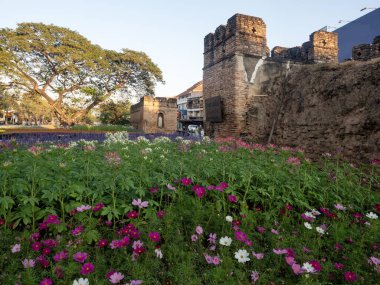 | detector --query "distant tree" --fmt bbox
[99,100,131,125]
[0,23,163,125]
